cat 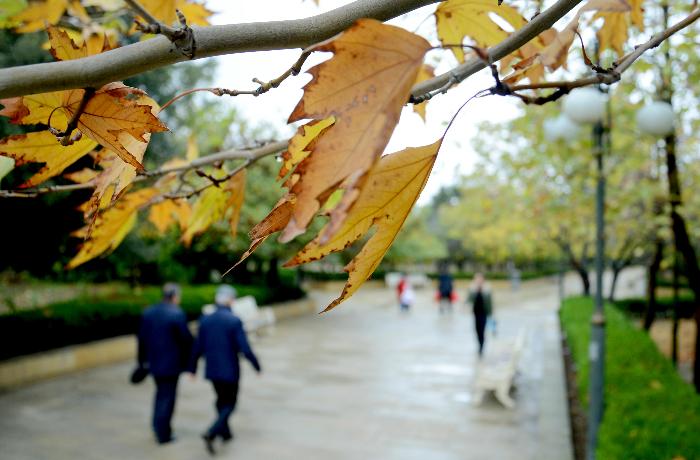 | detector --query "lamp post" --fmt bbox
[546,86,608,460]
